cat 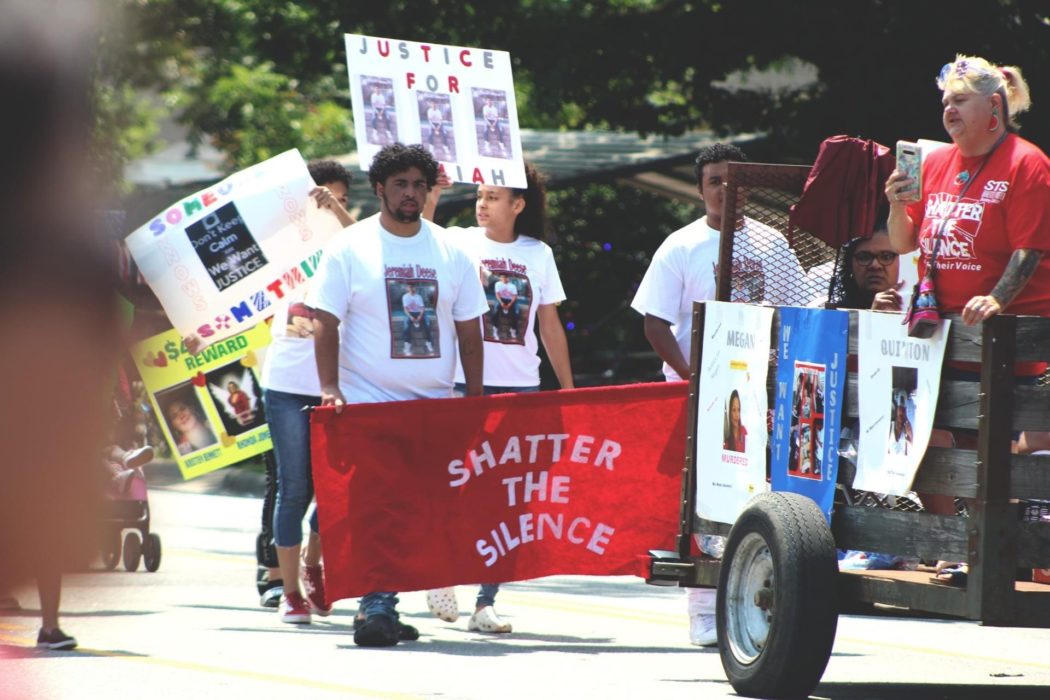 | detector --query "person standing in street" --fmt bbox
[309,143,487,647]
